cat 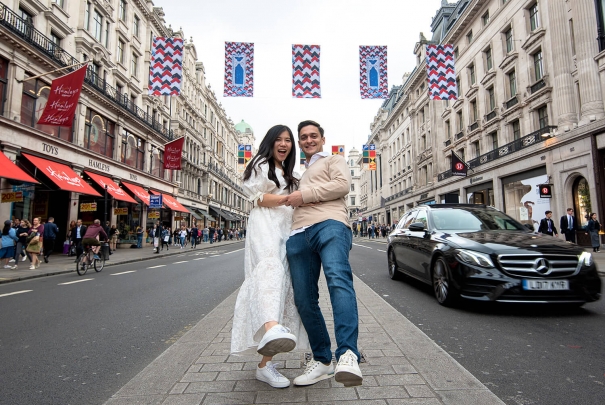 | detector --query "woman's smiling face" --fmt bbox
[273,130,293,165]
